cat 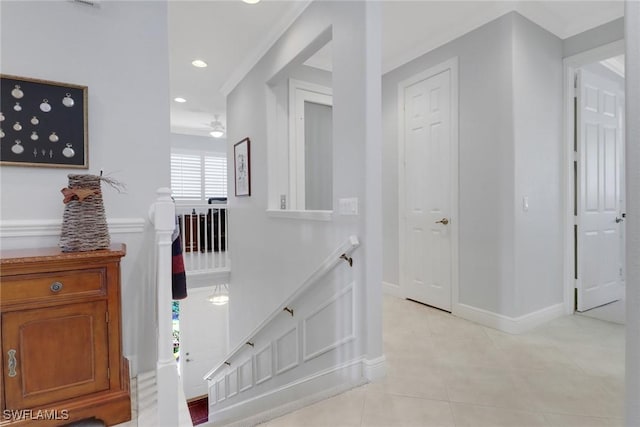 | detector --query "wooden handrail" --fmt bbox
[203,235,360,380]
